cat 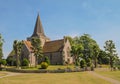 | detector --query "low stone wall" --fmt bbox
[2,68,83,73]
